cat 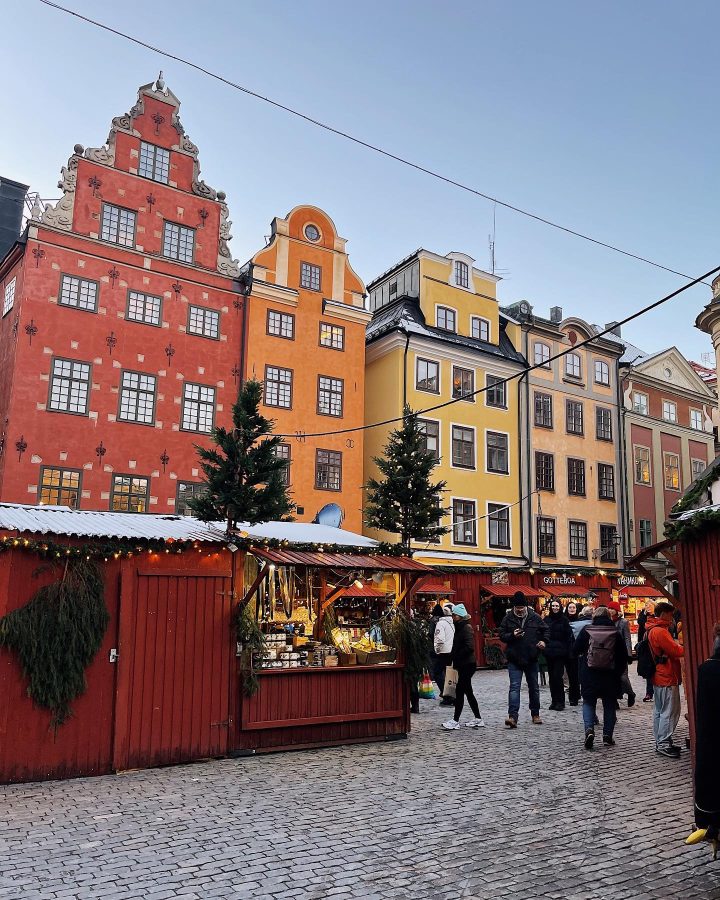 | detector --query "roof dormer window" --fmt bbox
[139,141,170,184]
[454,260,469,289]
[436,306,456,332]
